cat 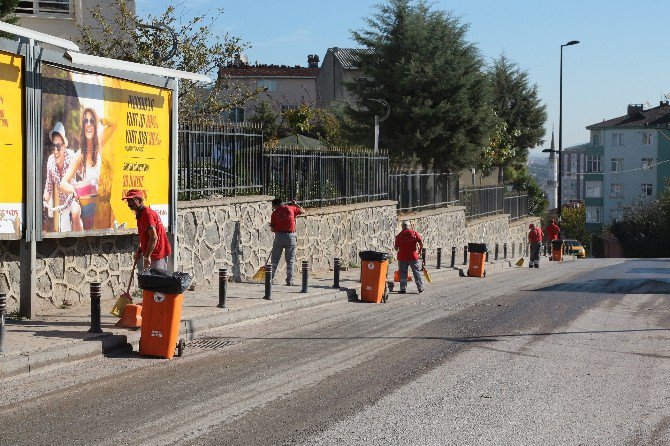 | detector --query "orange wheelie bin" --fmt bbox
[359,251,391,303]
[467,243,488,278]
[551,239,564,262]
[137,269,192,359]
